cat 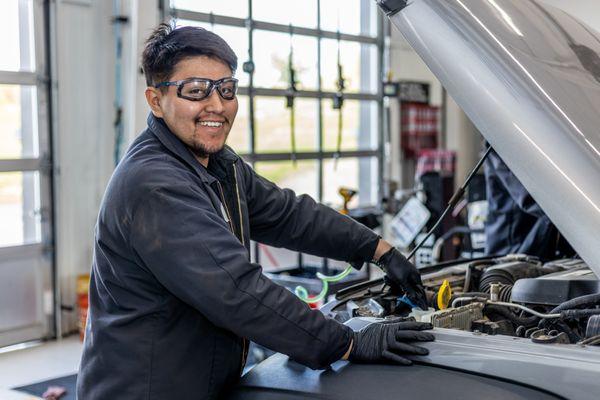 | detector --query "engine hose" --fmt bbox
[579,335,600,346]
[484,304,540,328]
[294,266,353,304]
[478,273,513,293]
[540,293,600,328]
[550,293,600,313]
[560,309,600,319]
[546,320,581,343]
